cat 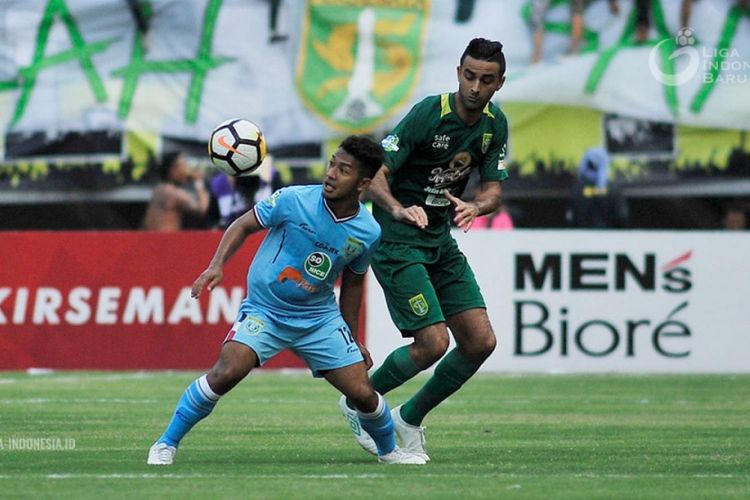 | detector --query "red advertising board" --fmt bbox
[0,231,364,370]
